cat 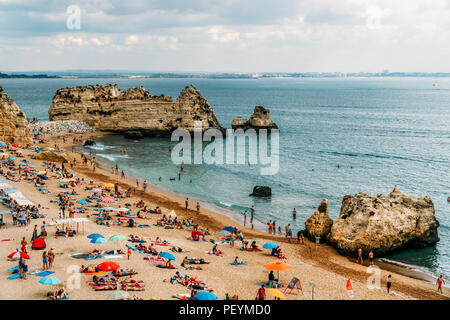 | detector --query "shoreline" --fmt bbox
[62,131,448,295]
[0,128,446,300]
